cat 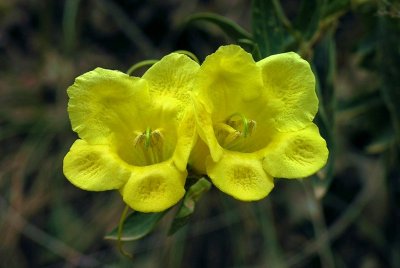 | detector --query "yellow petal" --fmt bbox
[206,151,274,201]
[262,124,328,178]
[192,97,224,162]
[63,139,130,191]
[68,68,150,144]
[257,52,318,132]
[189,138,210,175]
[172,108,197,171]
[120,161,186,212]
[143,53,200,106]
[196,45,263,119]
